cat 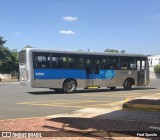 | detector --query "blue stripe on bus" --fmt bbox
[34,69,116,80]
[34,69,86,79]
